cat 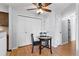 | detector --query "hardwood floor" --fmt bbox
[8,41,76,56]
